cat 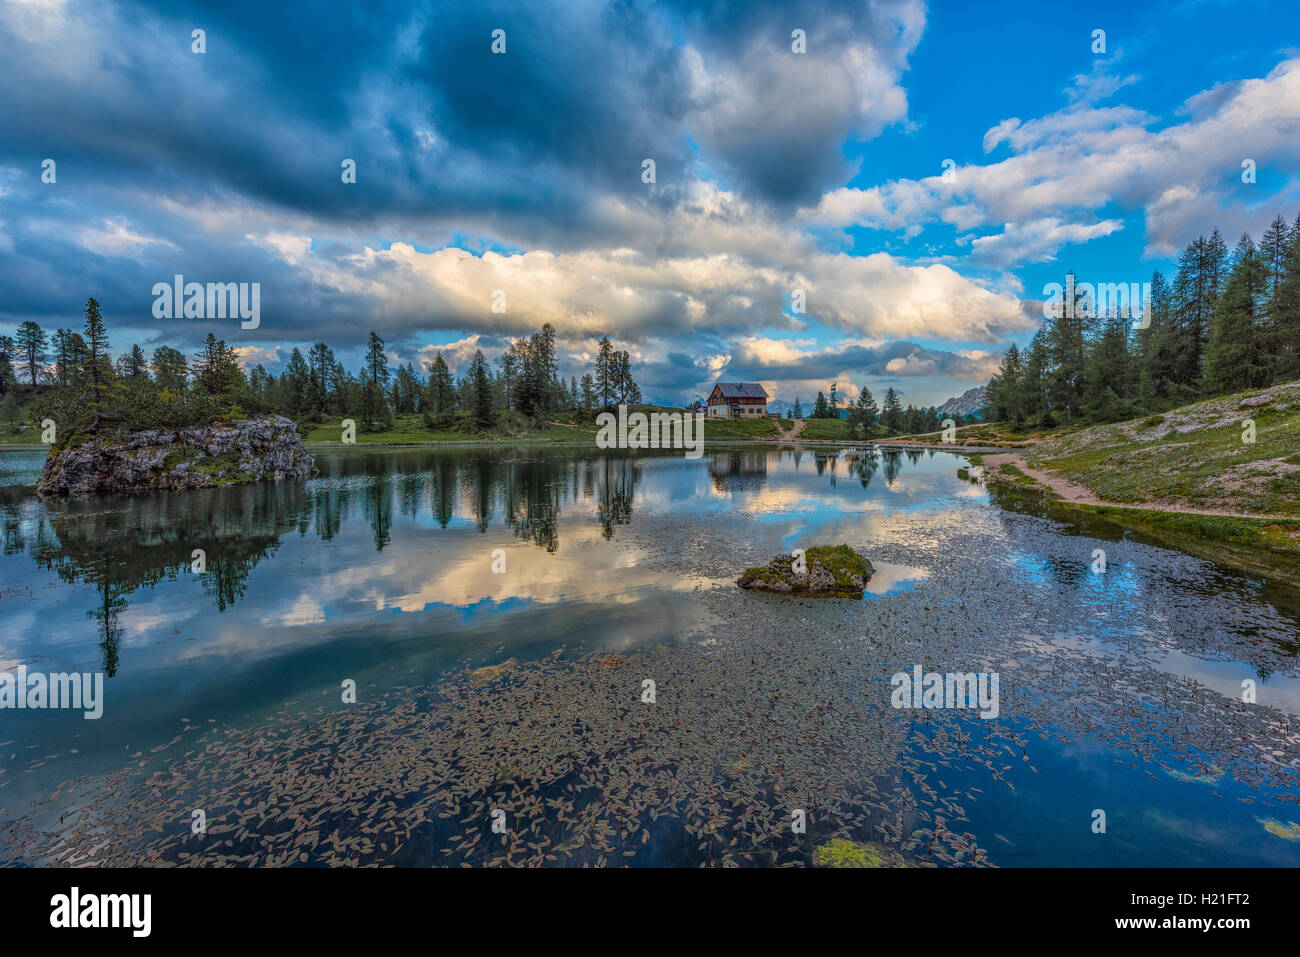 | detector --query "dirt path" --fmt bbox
[773,418,806,442]
[983,452,1277,520]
